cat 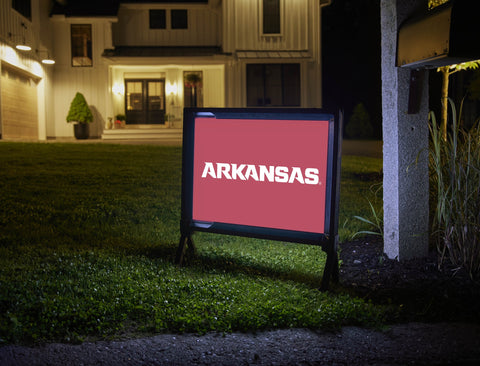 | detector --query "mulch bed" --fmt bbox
[338,236,480,323]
